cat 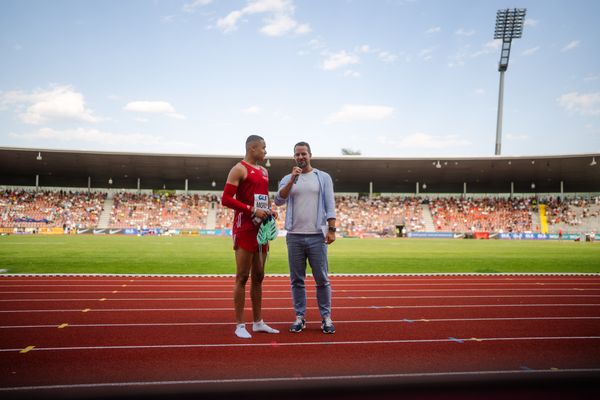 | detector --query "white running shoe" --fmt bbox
[252,320,280,334]
[235,323,252,339]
